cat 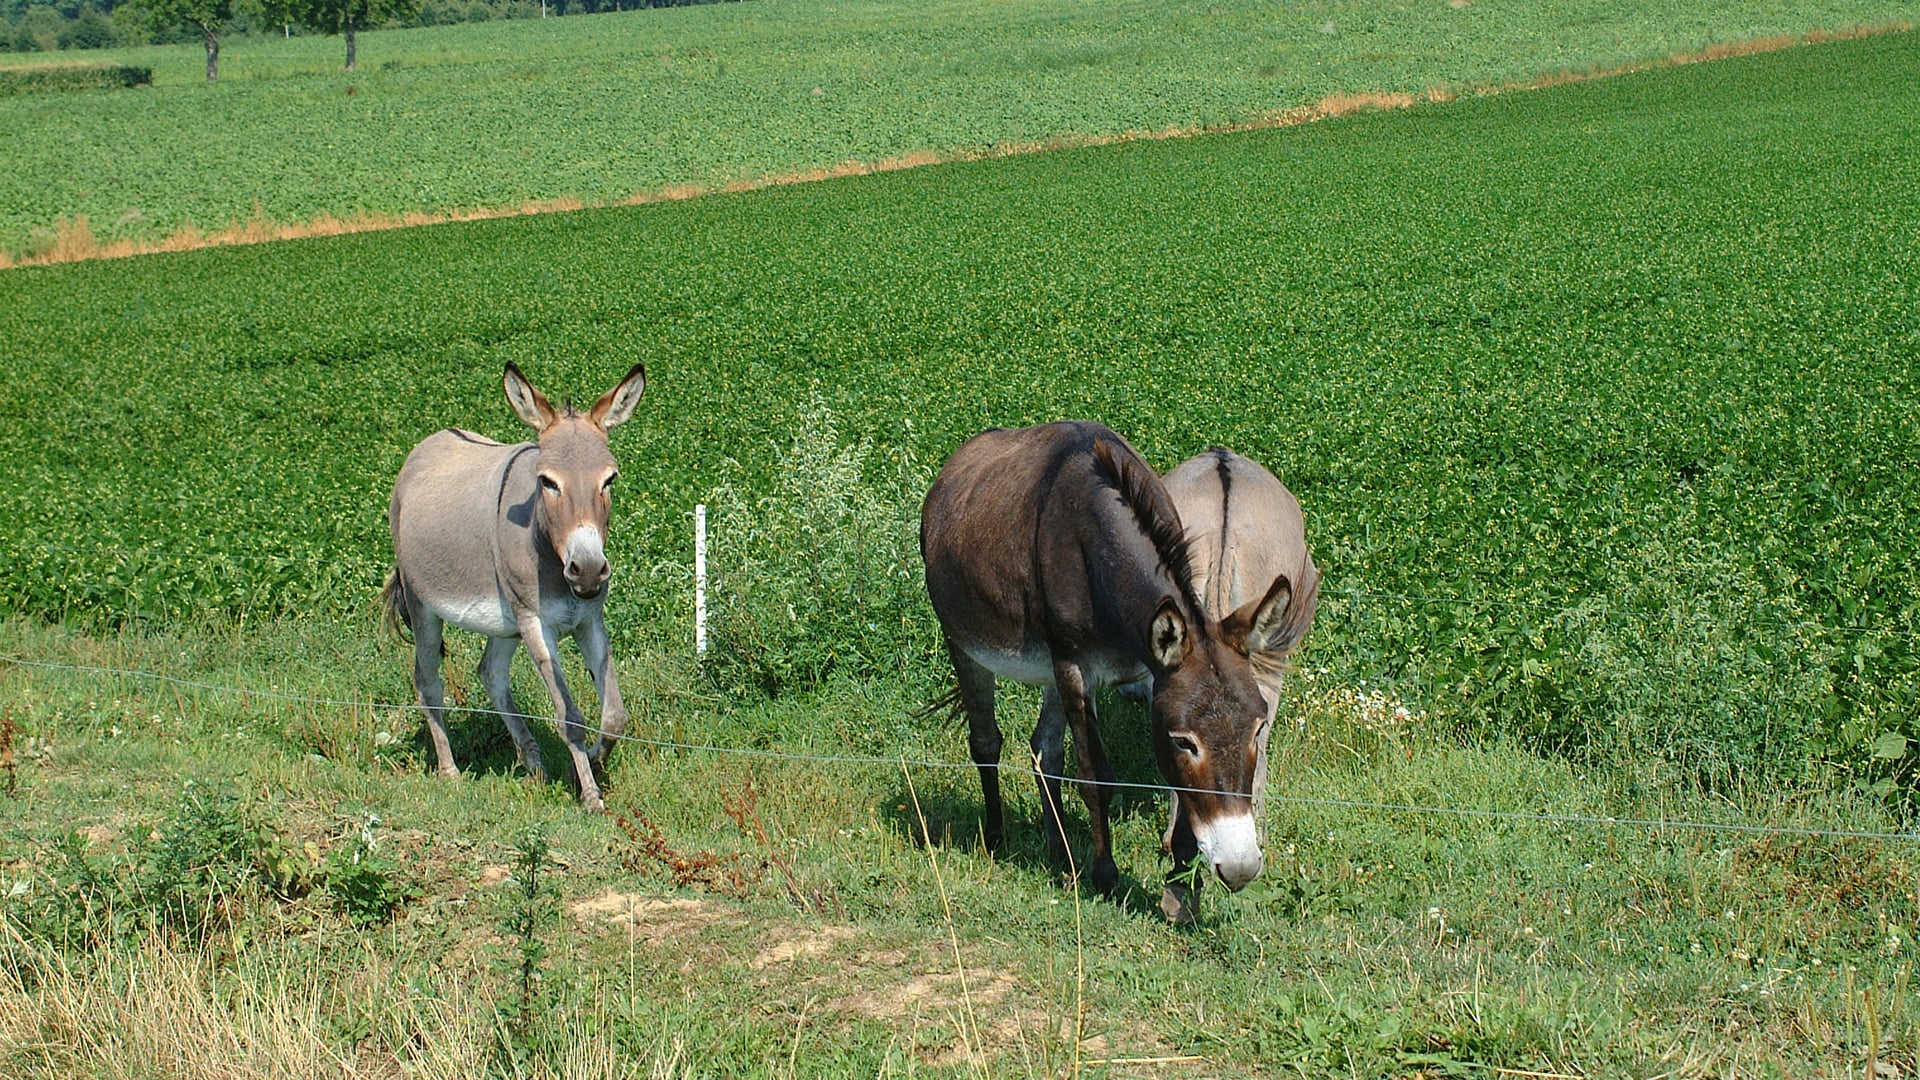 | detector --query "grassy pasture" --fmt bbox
[2,0,1919,256]
[2,28,1919,1079]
